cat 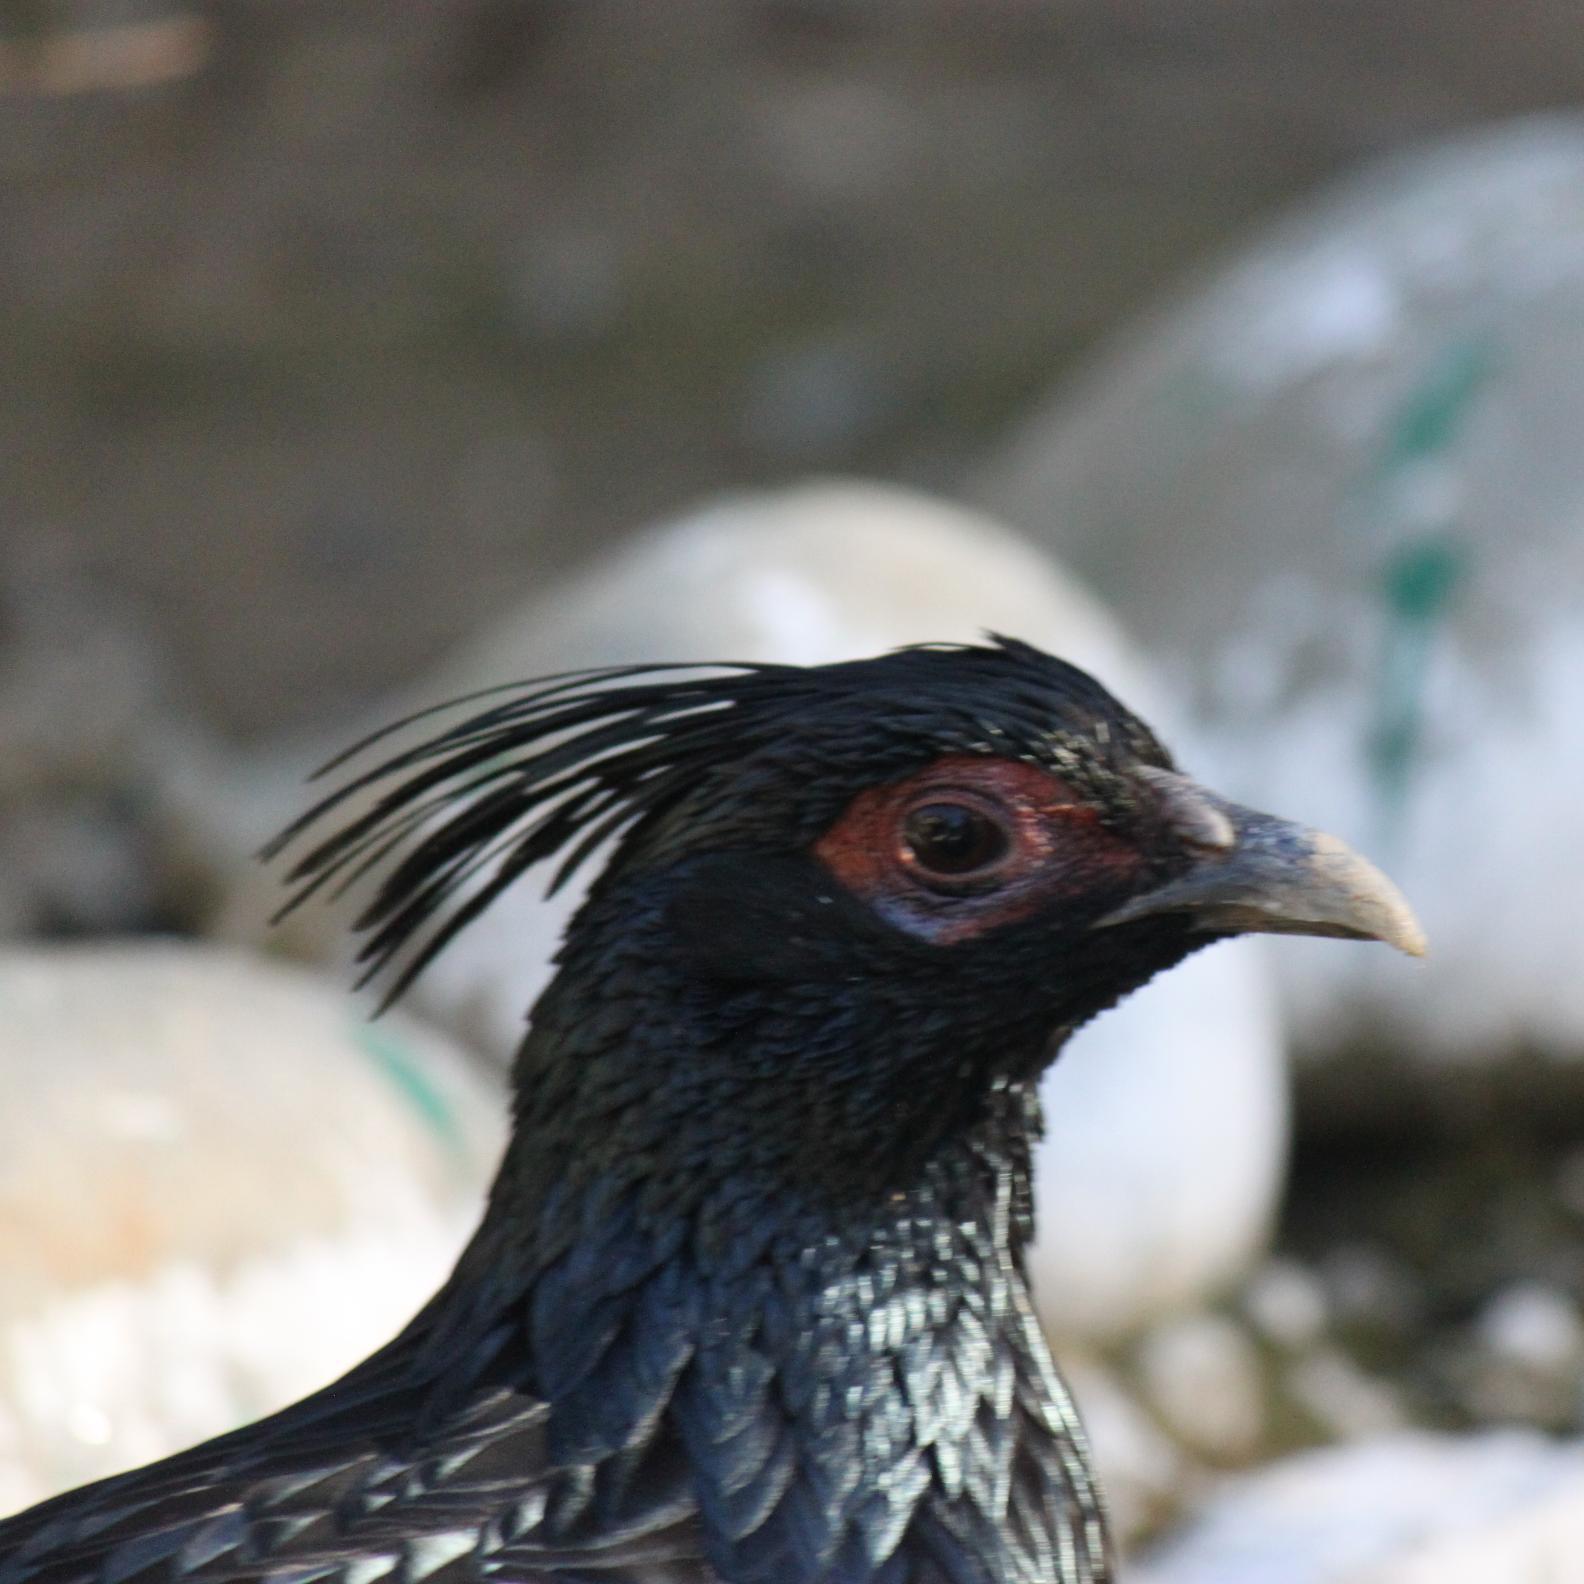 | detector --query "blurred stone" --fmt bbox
[213,480,1288,1343]
[0,536,186,939]
[0,942,503,1513]
[1320,1244,1426,1335]
[0,797,164,937]
[1456,1281,1584,1427]
[1063,1350,1195,1545]
[1135,1431,1584,1584]
[1026,935,1283,1340]
[0,536,167,801]
[1476,1282,1584,1374]
[1134,1313,1266,1463]
[1242,1259,1330,1351]
[975,116,1584,1088]
[1284,1348,1408,1441]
